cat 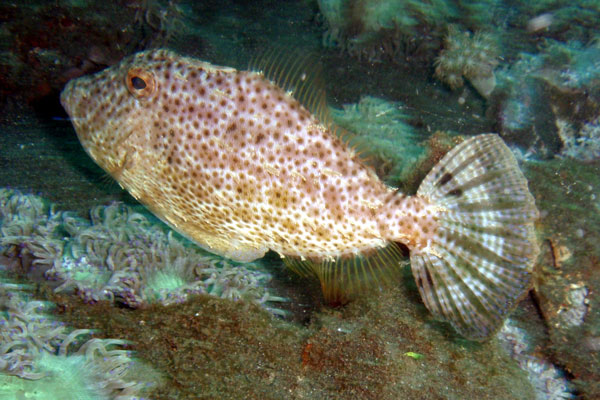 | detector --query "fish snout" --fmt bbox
[60,79,89,120]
